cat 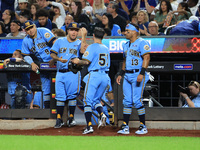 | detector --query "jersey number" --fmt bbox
[131,59,138,66]
[99,53,108,66]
